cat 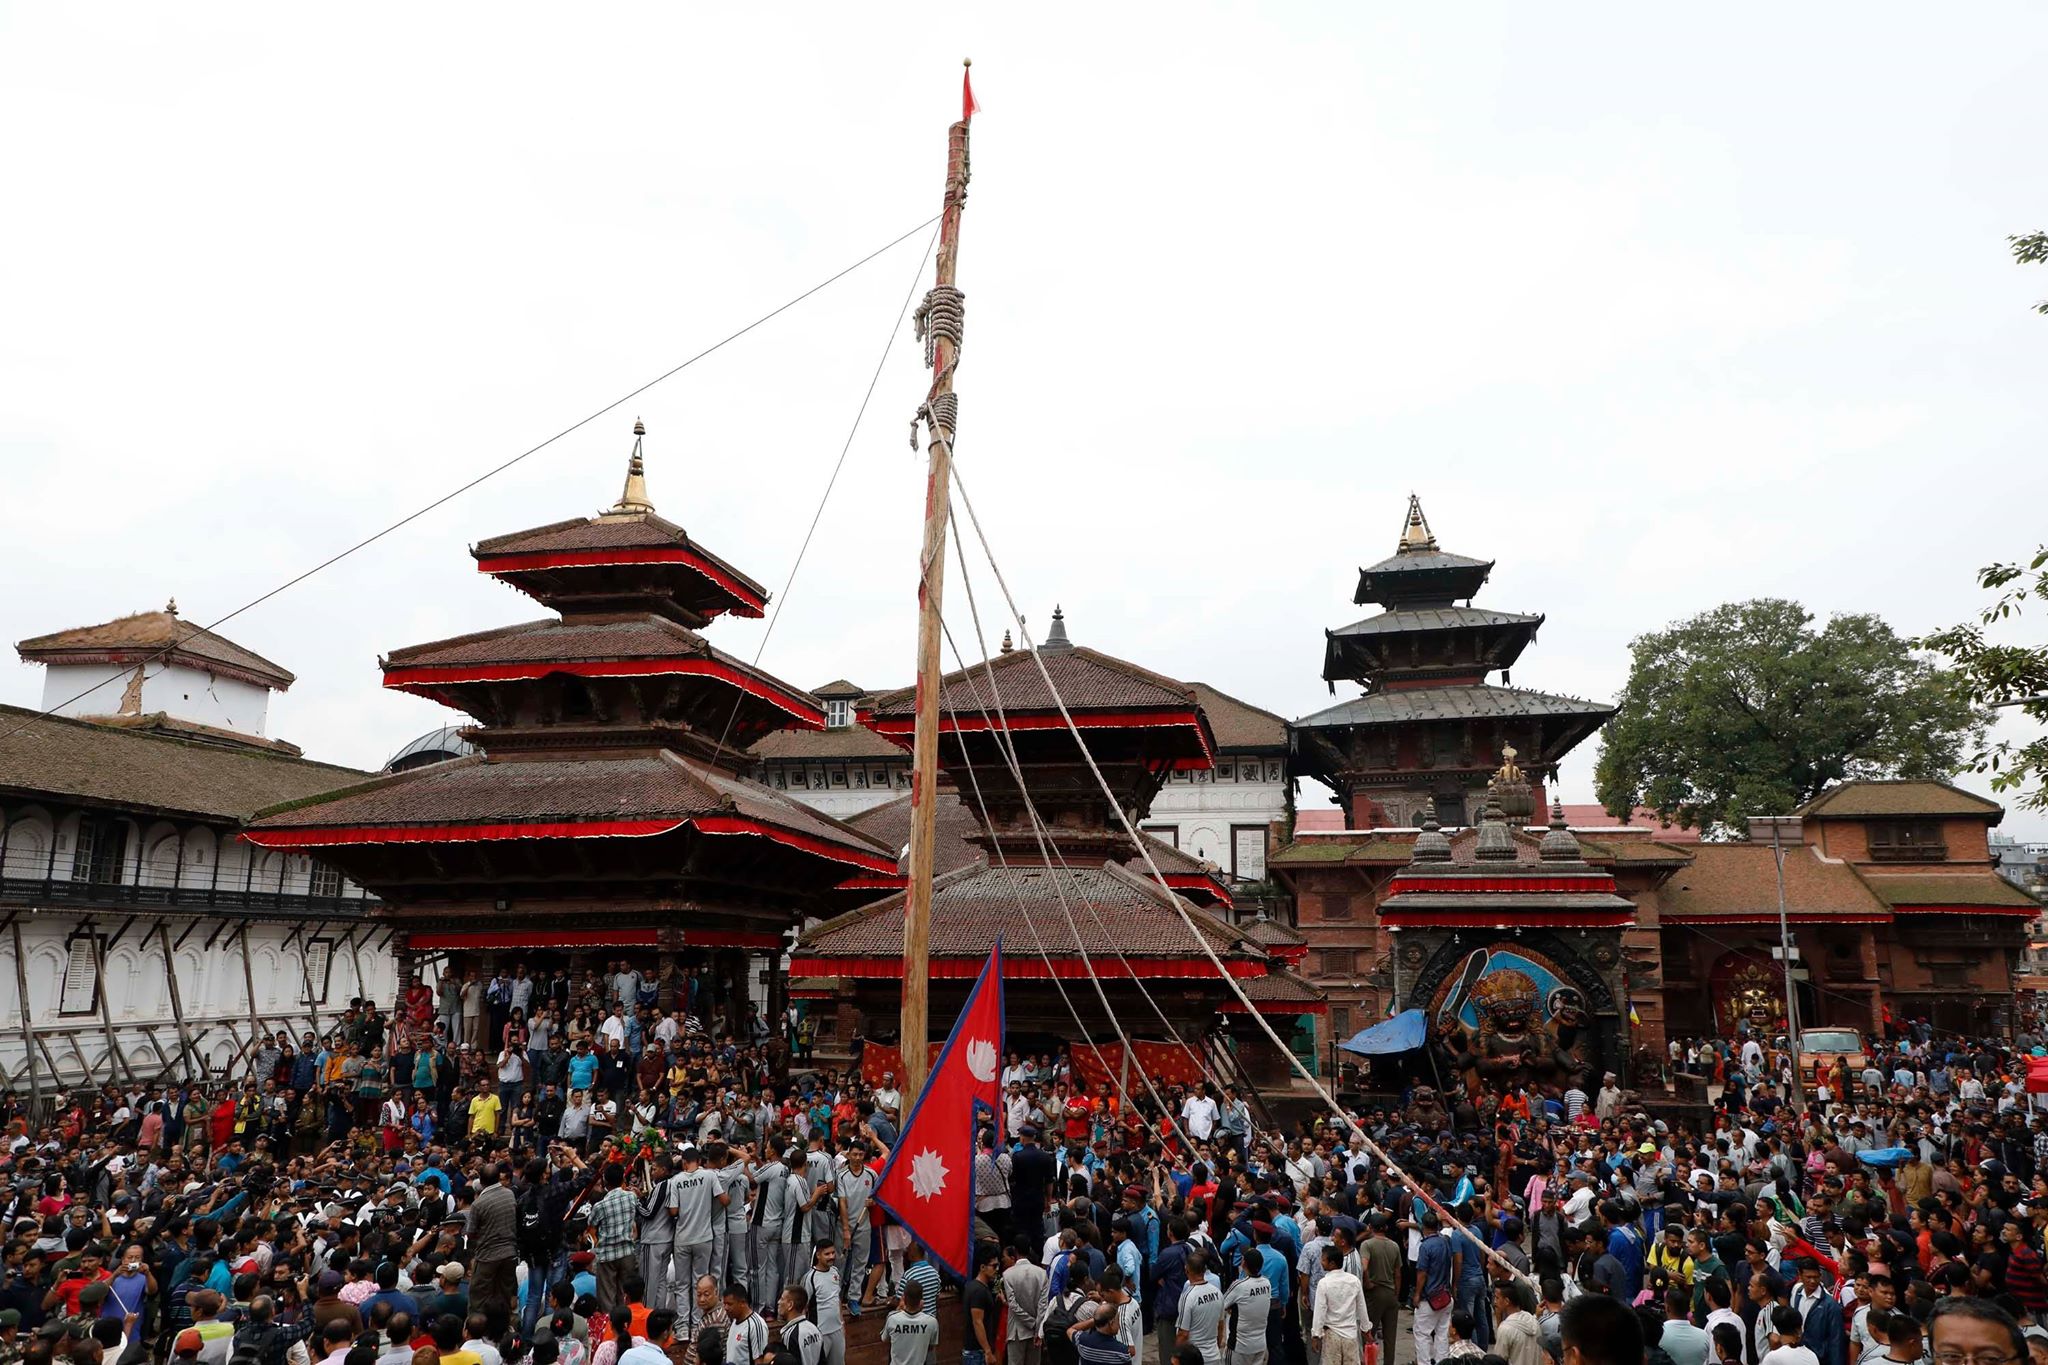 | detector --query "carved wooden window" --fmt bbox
[1867,821,1945,862]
